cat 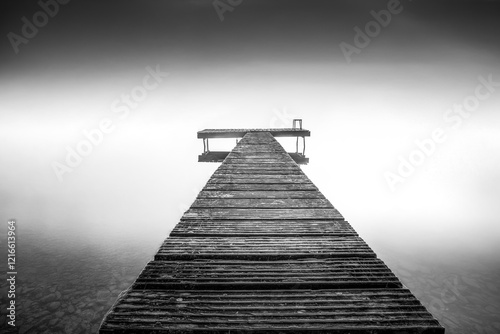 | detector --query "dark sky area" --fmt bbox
[2,0,500,75]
